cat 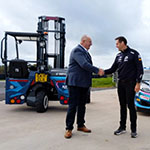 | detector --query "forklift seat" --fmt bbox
[9,59,29,78]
